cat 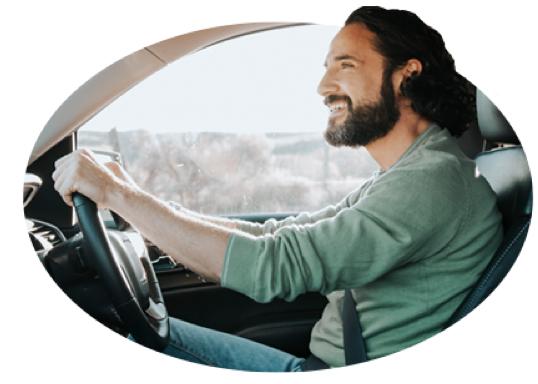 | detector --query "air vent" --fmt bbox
[28,219,66,251]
